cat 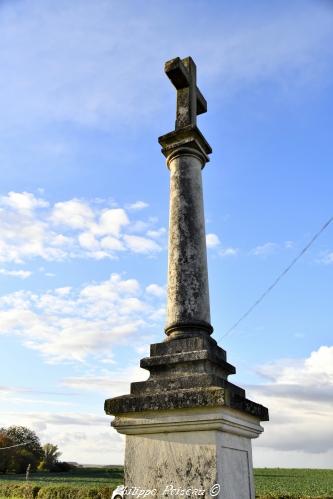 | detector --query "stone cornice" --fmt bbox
[111,406,264,439]
[158,125,212,167]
